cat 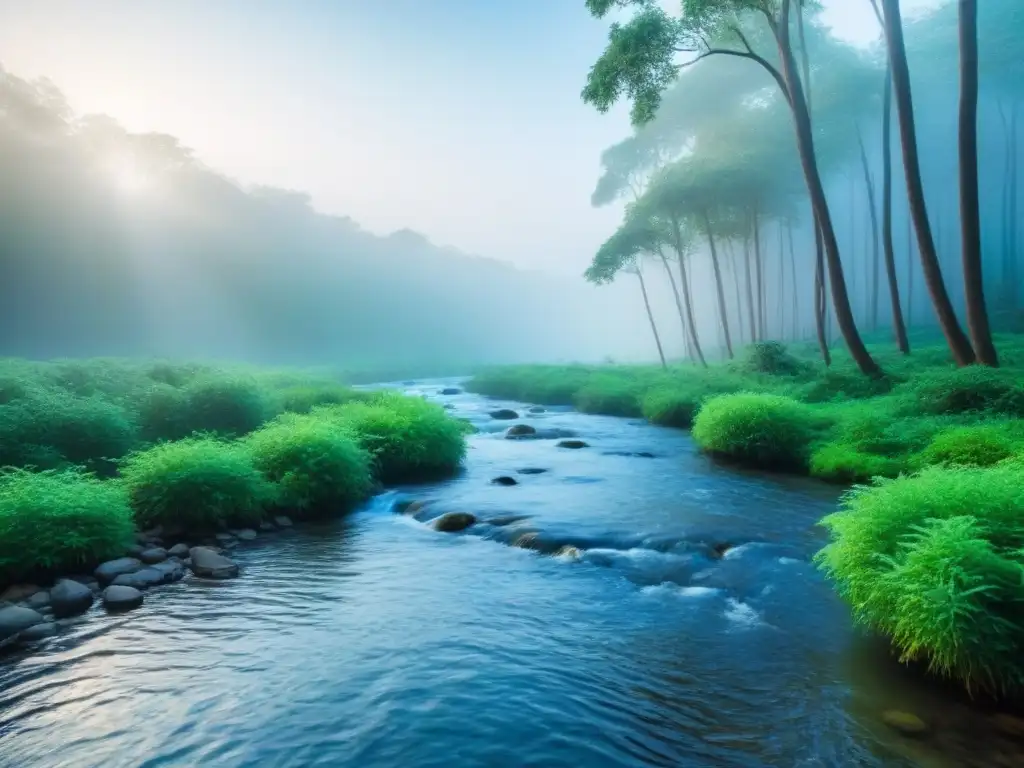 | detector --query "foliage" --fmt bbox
[245,413,374,517]
[180,375,275,437]
[918,424,1018,468]
[897,366,1024,417]
[691,392,824,469]
[120,438,275,531]
[0,468,134,582]
[279,384,368,414]
[816,466,1024,695]
[736,341,810,377]
[316,393,466,484]
[573,376,645,417]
